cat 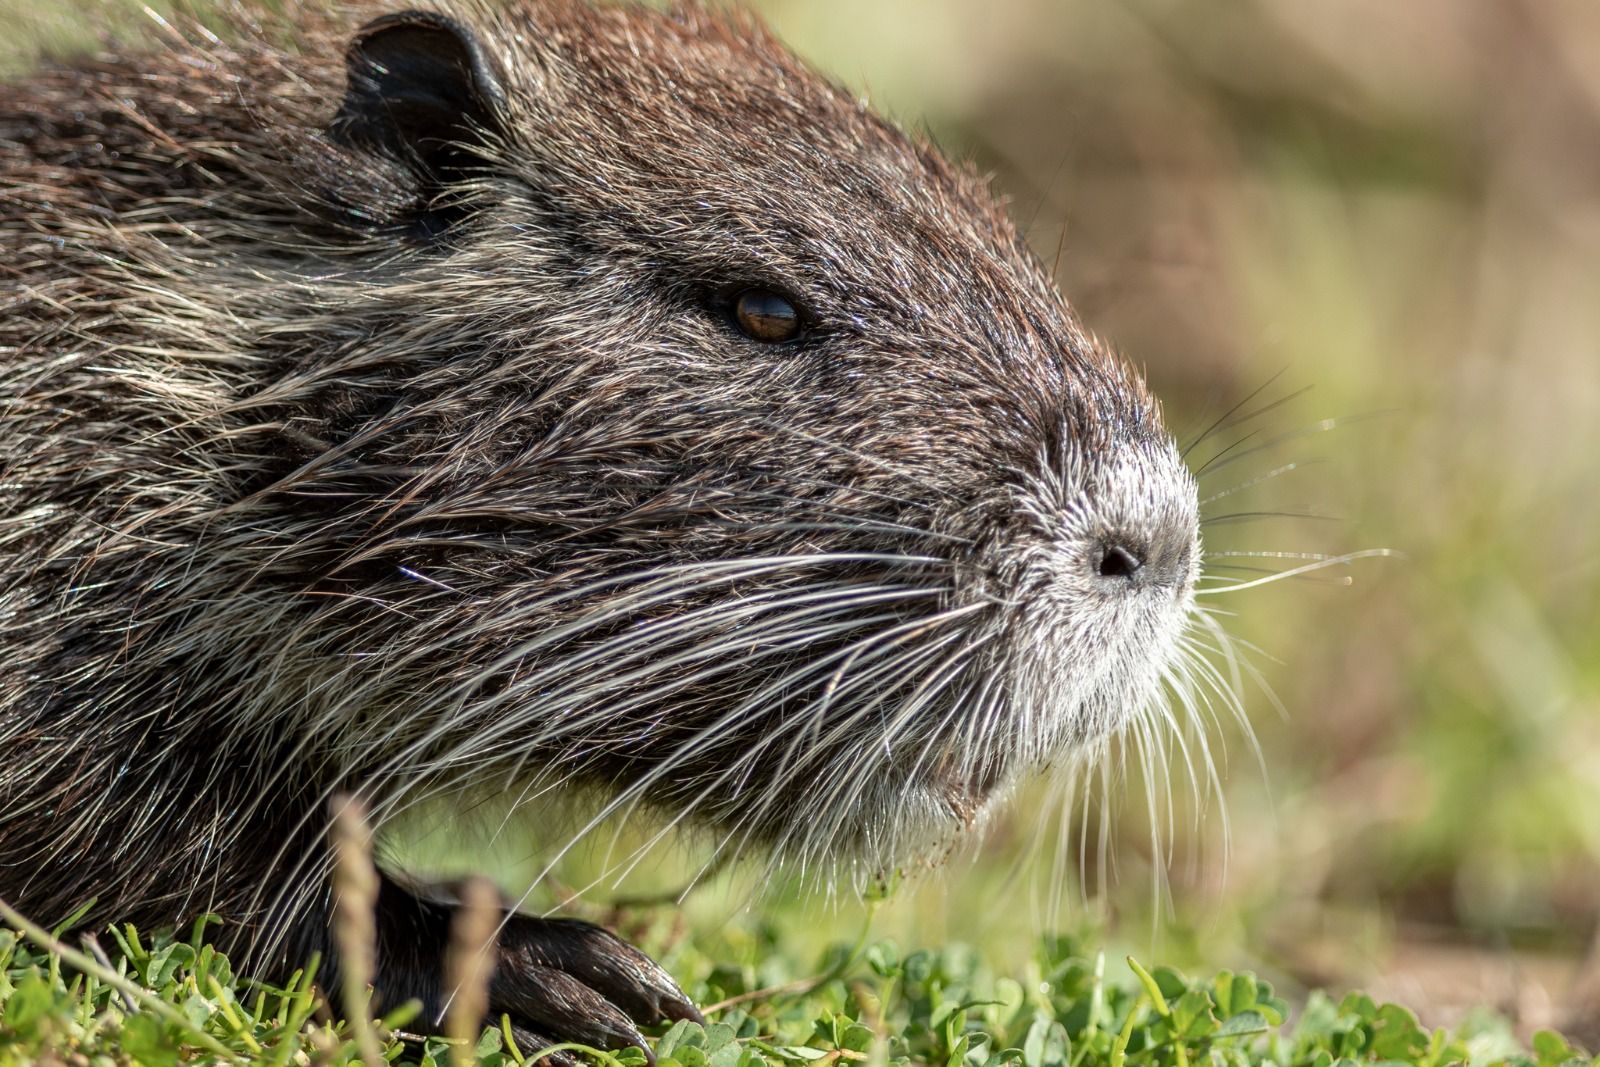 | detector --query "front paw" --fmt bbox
[491,916,703,1064]
[363,875,701,1064]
